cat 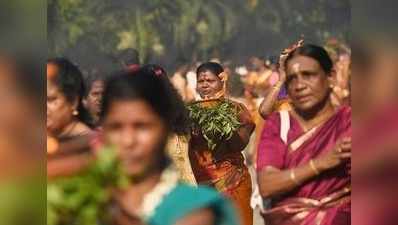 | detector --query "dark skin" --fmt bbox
[47,63,91,138]
[258,55,351,199]
[83,80,105,125]
[196,70,223,99]
[102,99,216,225]
[195,70,255,151]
